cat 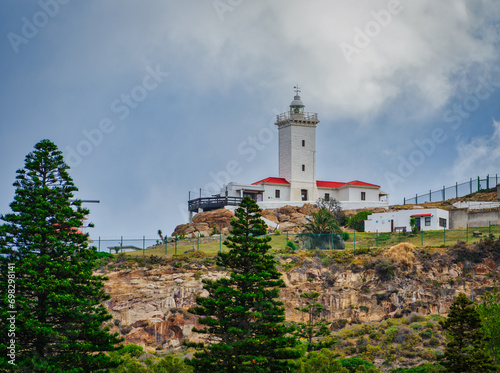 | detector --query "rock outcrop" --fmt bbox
[100,242,500,351]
